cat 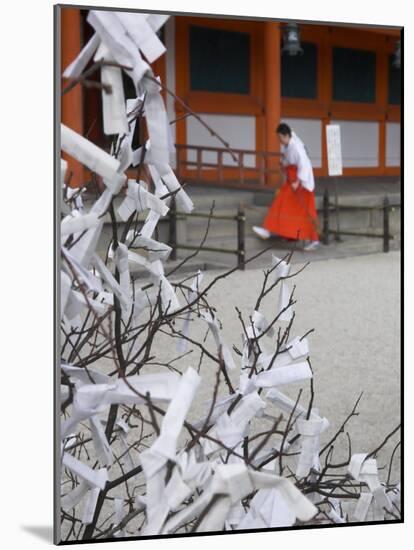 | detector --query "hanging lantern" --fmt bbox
[393,40,401,69]
[282,22,303,56]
